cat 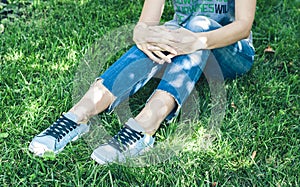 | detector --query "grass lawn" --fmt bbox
[1,0,299,186]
